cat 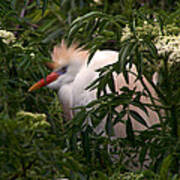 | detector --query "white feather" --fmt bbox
[47,44,160,137]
